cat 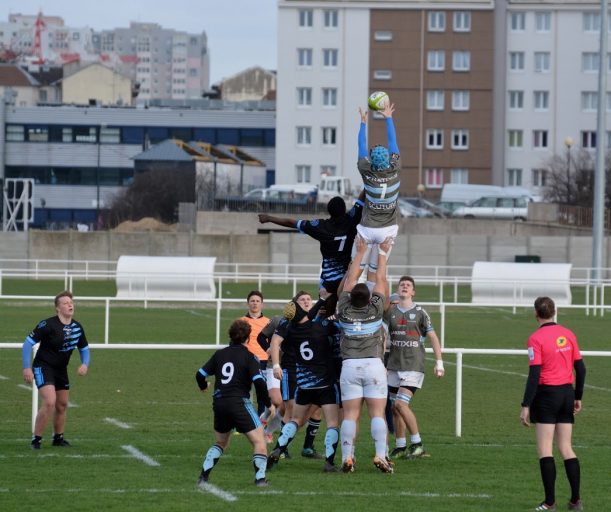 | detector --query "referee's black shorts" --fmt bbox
[212,396,261,434]
[530,384,575,424]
